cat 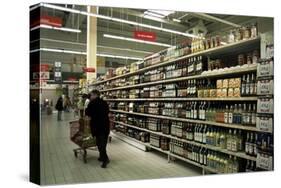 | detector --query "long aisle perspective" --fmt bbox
[40,112,201,185]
